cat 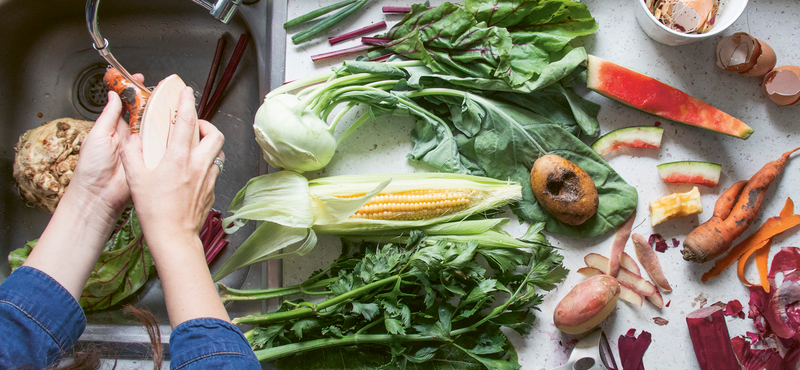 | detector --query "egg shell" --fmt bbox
[716,32,757,73]
[553,275,620,335]
[763,66,800,106]
[742,39,777,76]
